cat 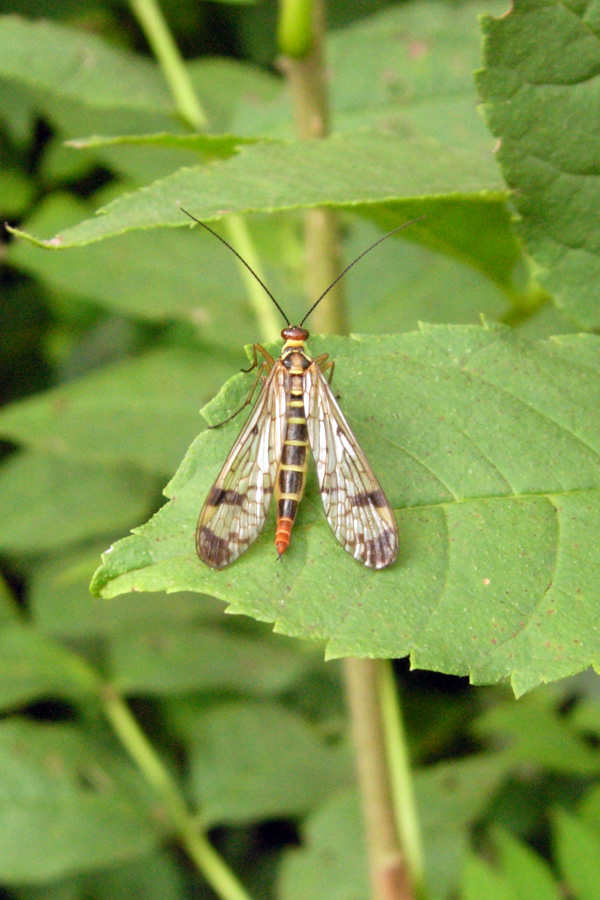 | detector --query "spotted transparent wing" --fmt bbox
[305,363,398,568]
[197,361,288,568]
